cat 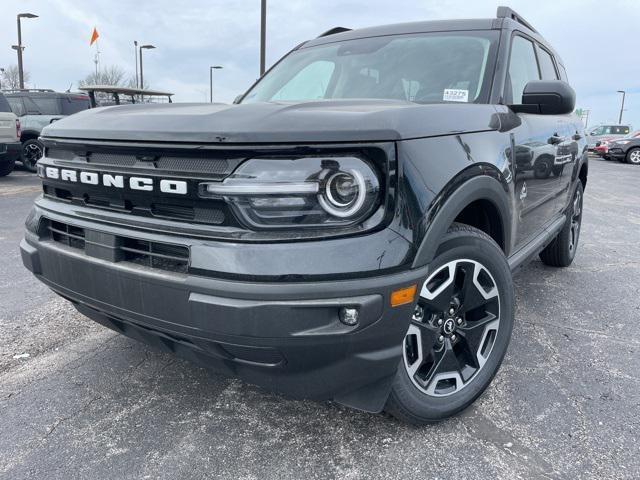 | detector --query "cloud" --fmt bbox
[1,0,639,127]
